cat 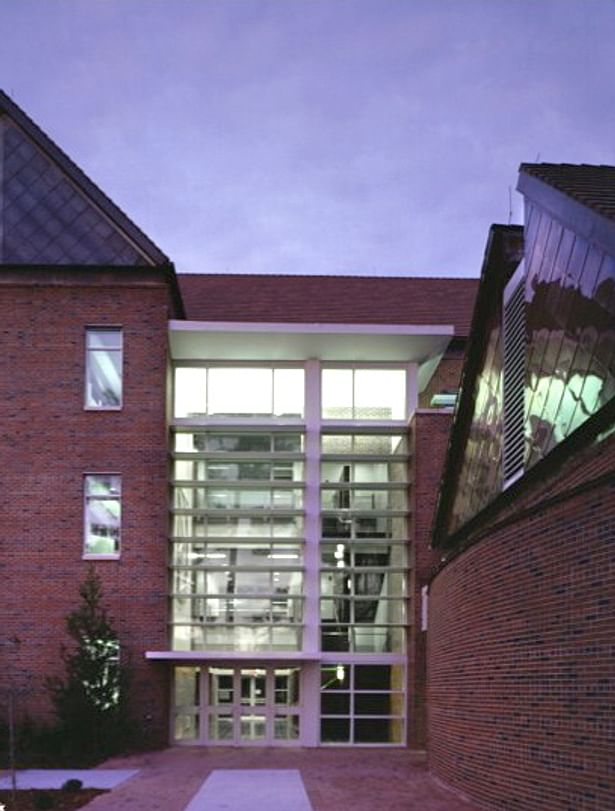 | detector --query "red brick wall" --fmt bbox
[408,410,454,747]
[1,273,172,746]
[428,440,615,810]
